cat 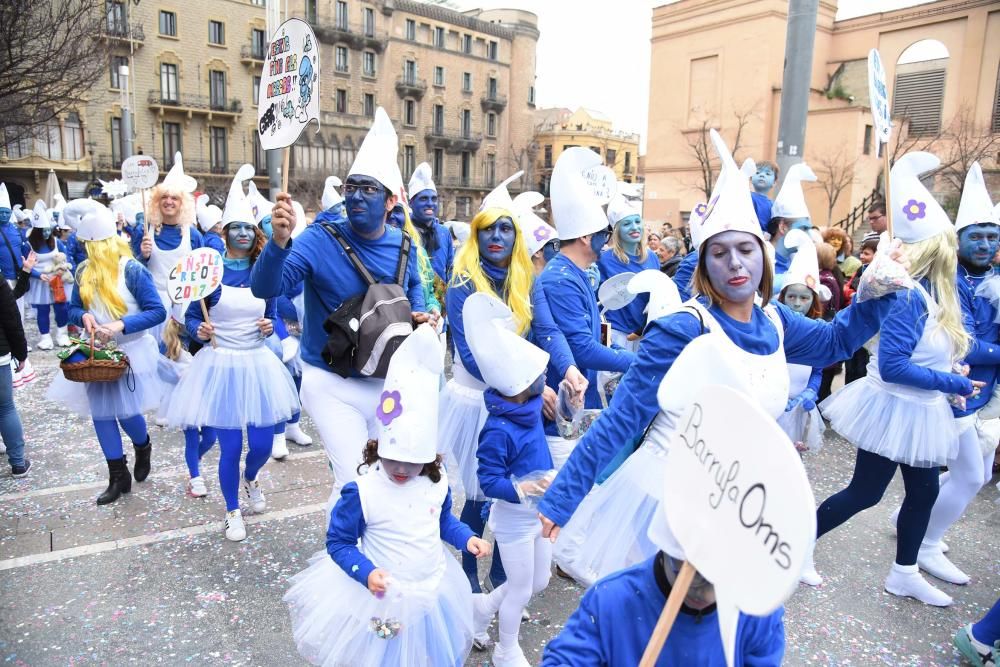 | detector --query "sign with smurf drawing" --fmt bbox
[257,18,320,151]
